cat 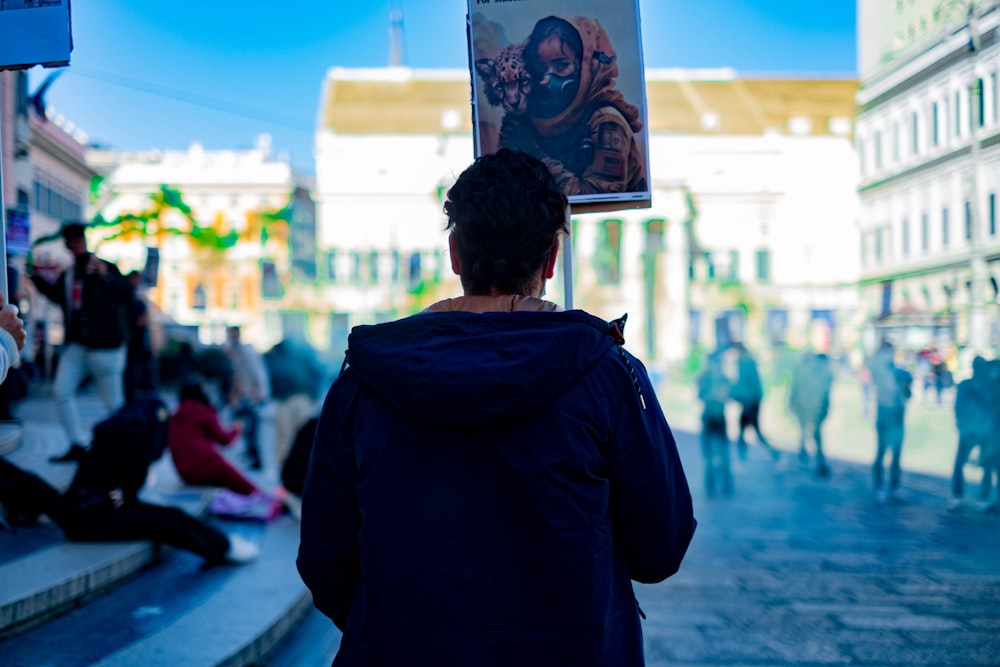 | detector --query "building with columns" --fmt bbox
[312,66,859,367]
[86,136,316,351]
[856,0,1000,357]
